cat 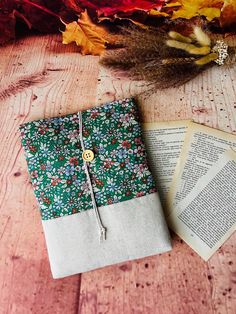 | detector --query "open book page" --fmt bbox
[142,120,190,204]
[167,122,236,215]
[167,150,236,261]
